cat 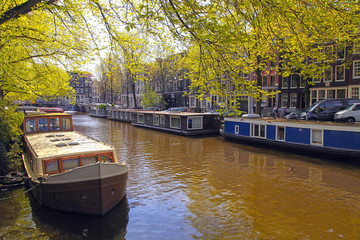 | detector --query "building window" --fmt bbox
[351,87,359,99]
[324,67,332,82]
[335,65,345,81]
[300,77,306,88]
[354,40,360,54]
[319,90,325,100]
[270,75,275,86]
[311,129,323,145]
[137,114,145,124]
[251,124,266,138]
[235,125,239,134]
[291,76,298,87]
[170,117,181,129]
[311,91,317,104]
[282,76,289,88]
[336,45,345,60]
[189,96,196,108]
[325,45,334,60]
[160,116,165,126]
[312,75,321,84]
[337,89,346,99]
[262,75,268,87]
[153,115,159,126]
[281,94,288,107]
[187,117,203,130]
[290,93,297,108]
[276,126,285,141]
[353,61,360,79]
[327,90,335,99]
